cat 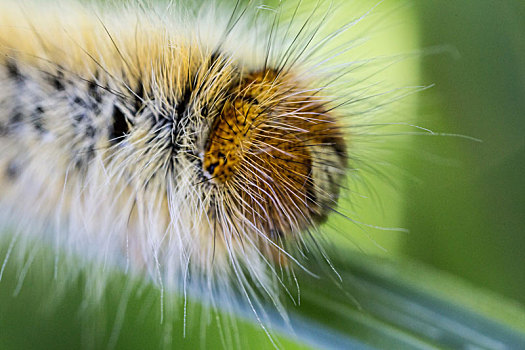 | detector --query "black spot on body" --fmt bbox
[72,112,85,125]
[9,112,23,129]
[88,71,103,102]
[5,160,20,180]
[73,144,95,172]
[71,97,89,128]
[88,80,103,103]
[86,144,95,159]
[51,77,64,90]
[47,70,65,91]
[73,96,86,107]
[110,106,129,144]
[5,60,22,81]
[32,106,45,133]
[86,125,96,138]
